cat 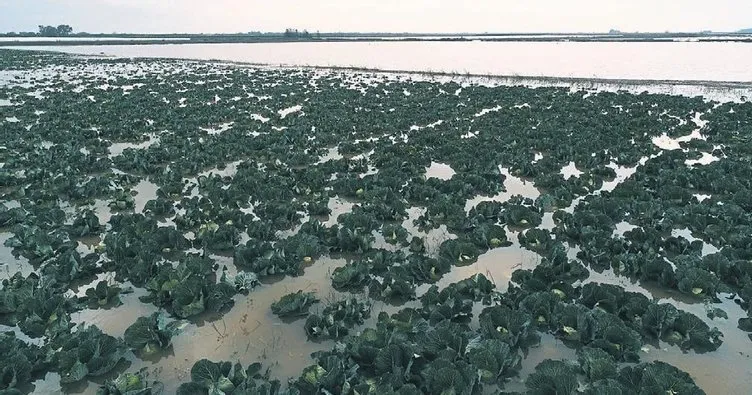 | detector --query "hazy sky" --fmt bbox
[1,0,750,34]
